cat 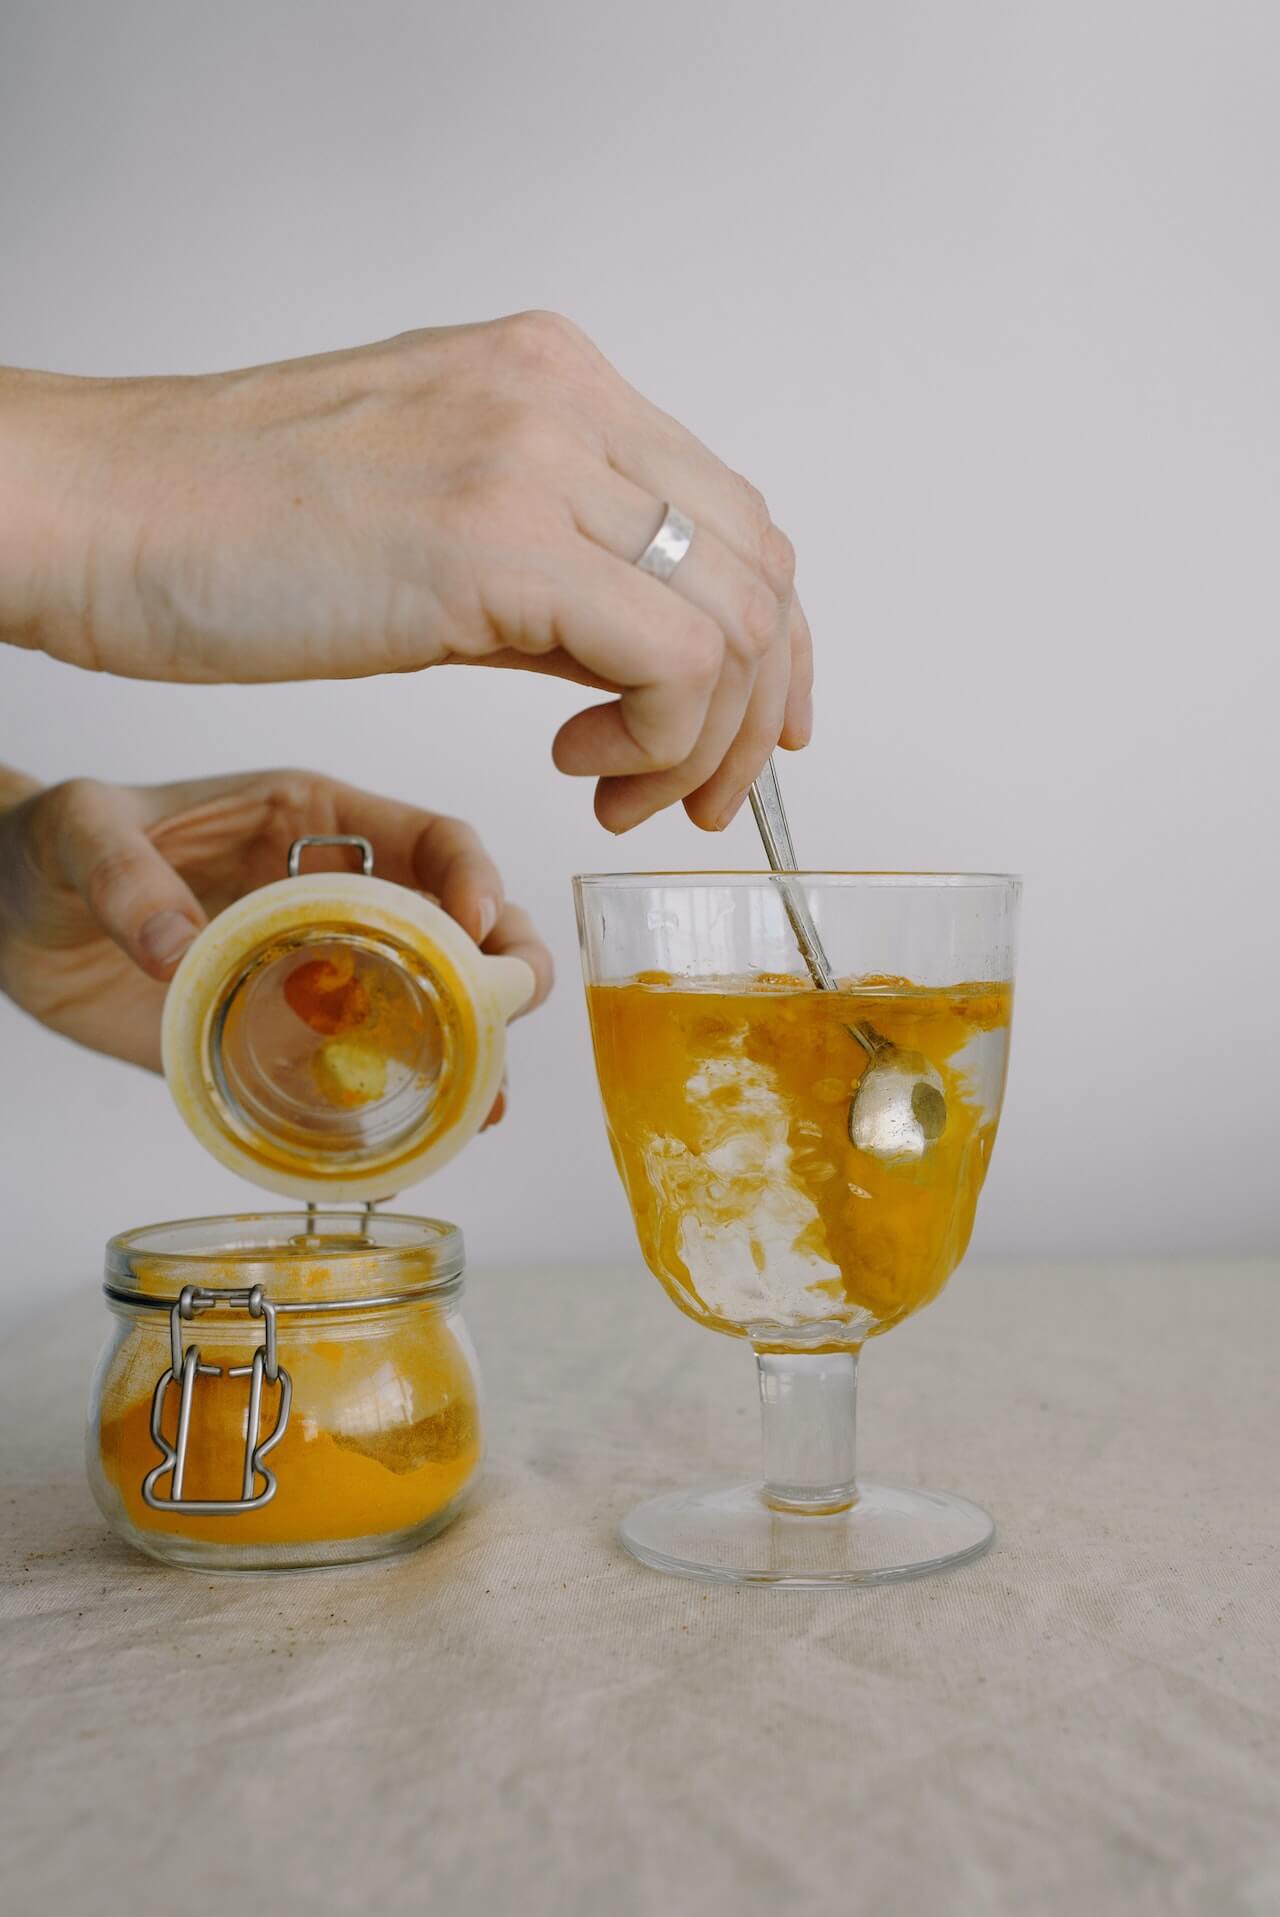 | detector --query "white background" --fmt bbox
[1,1,1275,1326]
